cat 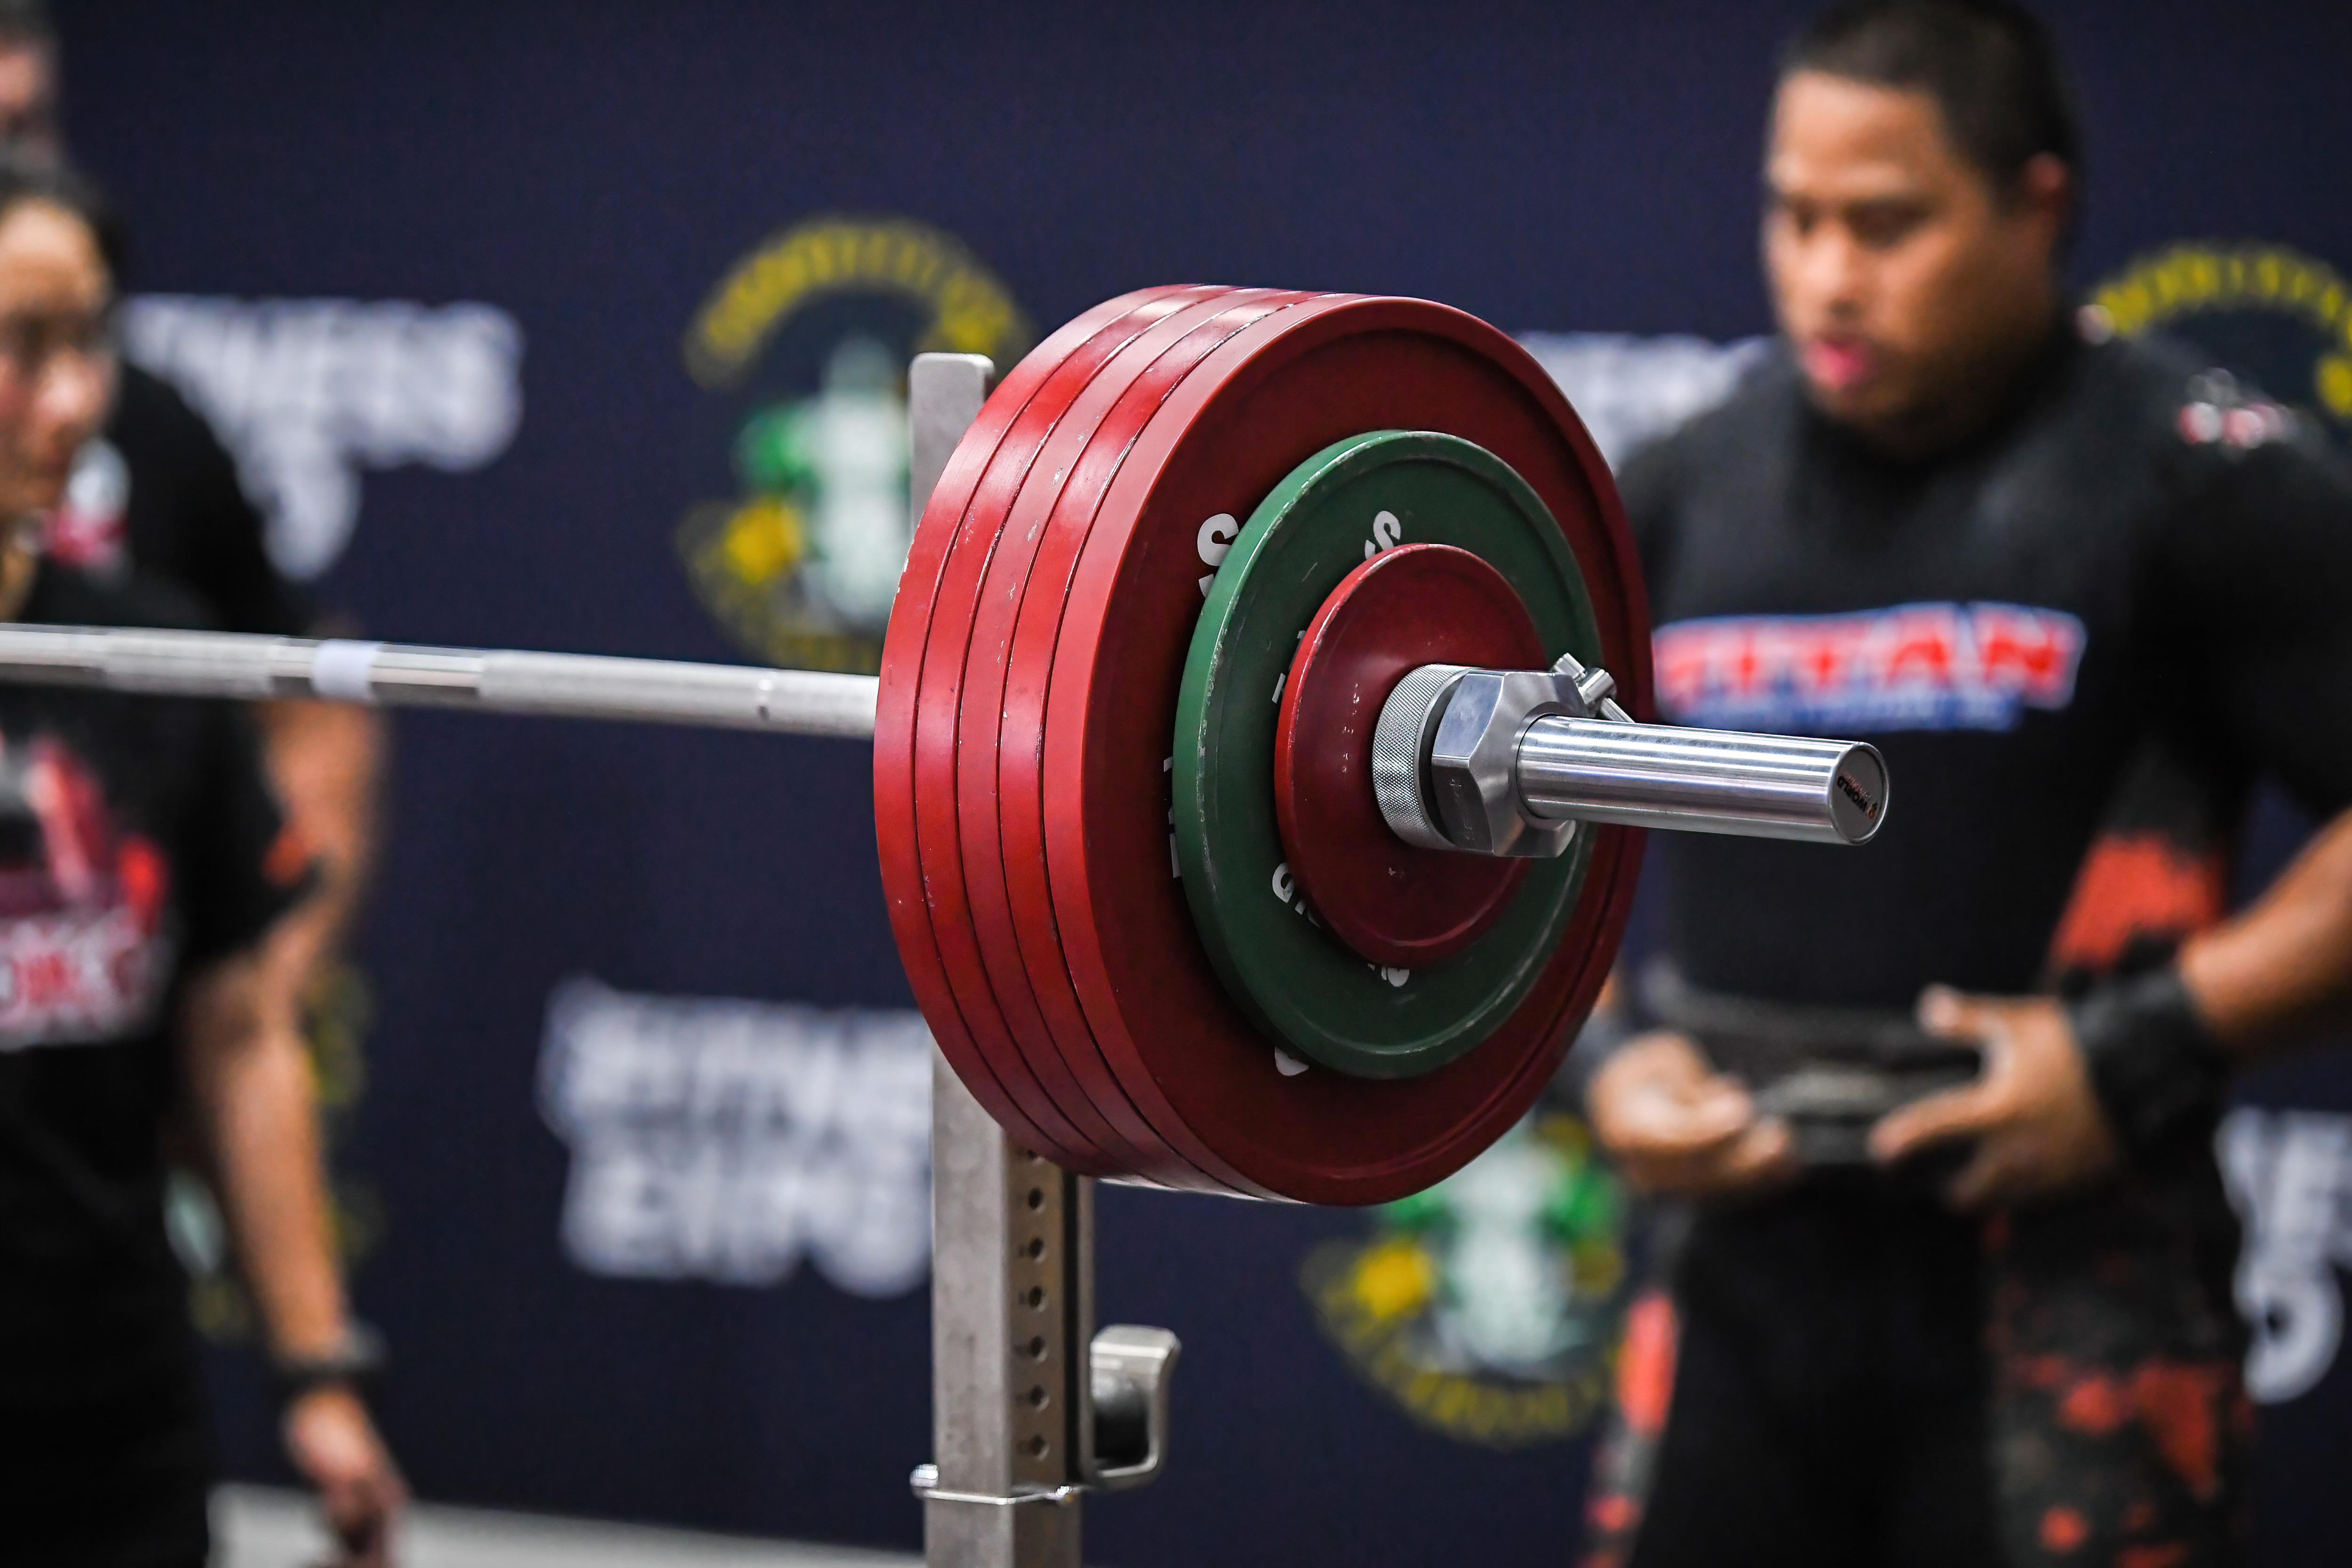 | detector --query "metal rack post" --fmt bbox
[905,354,1181,1568]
